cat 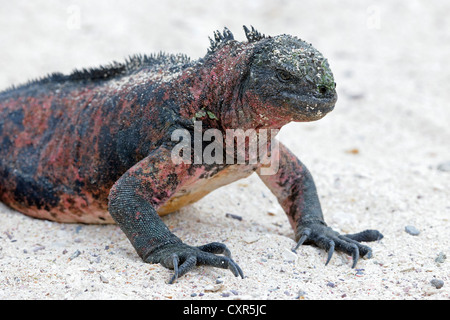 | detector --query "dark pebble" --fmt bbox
[430,279,444,289]
[355,269,365,276]
[225,213,243,221]
[69,249,81,261]
[327,282,336,288]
